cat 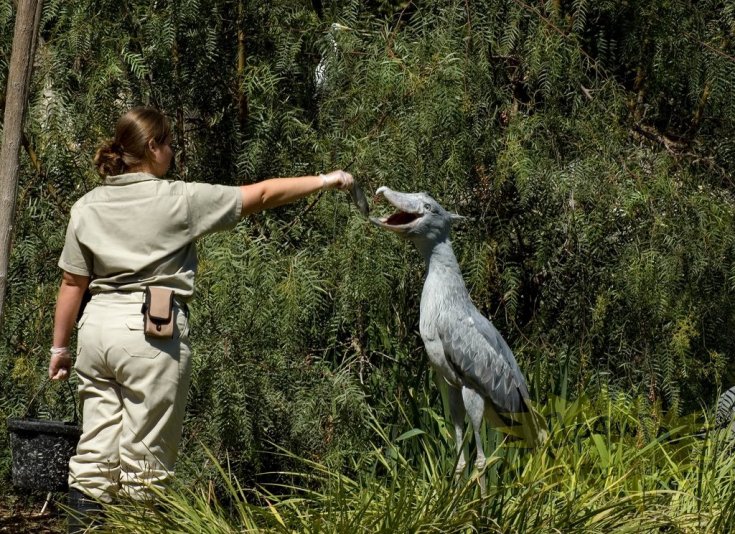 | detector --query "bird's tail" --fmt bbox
[519,398,548,447]
[486,396,548,448]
